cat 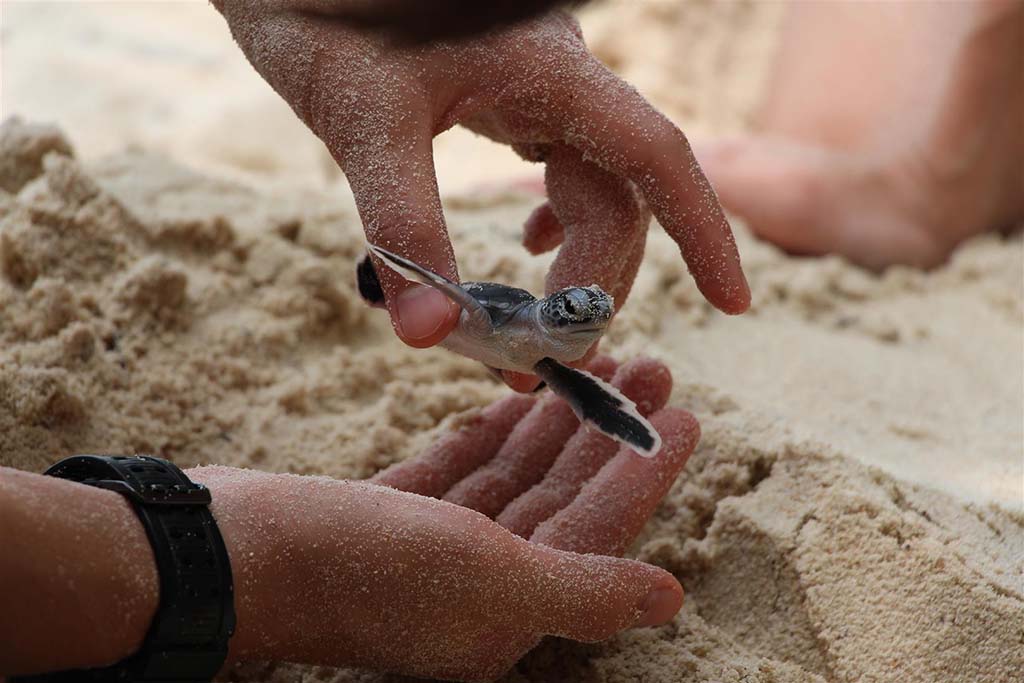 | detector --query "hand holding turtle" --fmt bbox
[212,1,750,389]
[360,244,662,455]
